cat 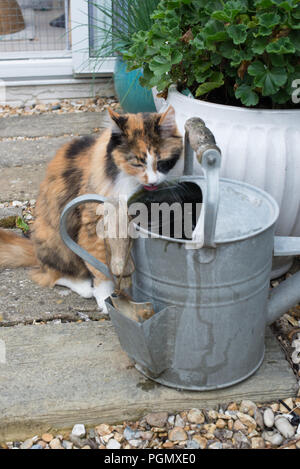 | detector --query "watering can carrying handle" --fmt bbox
[59,194,111,279]
[184,118,221,248]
